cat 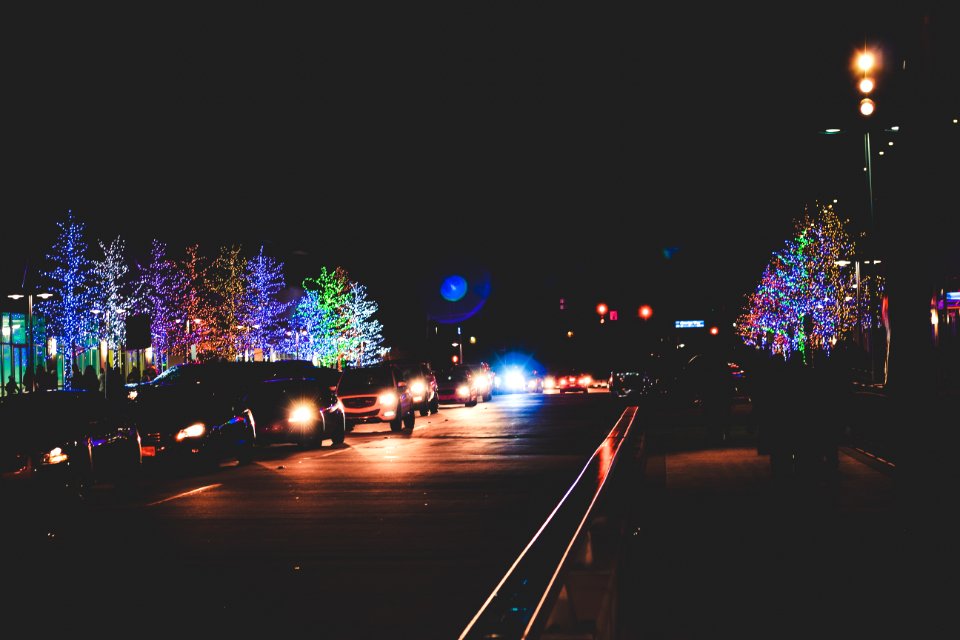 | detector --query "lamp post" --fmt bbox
[7,291,53,392]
